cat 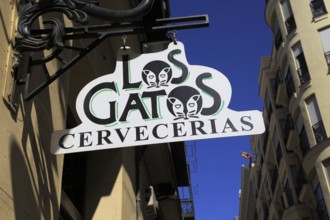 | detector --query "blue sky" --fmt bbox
[170,1,272,219]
